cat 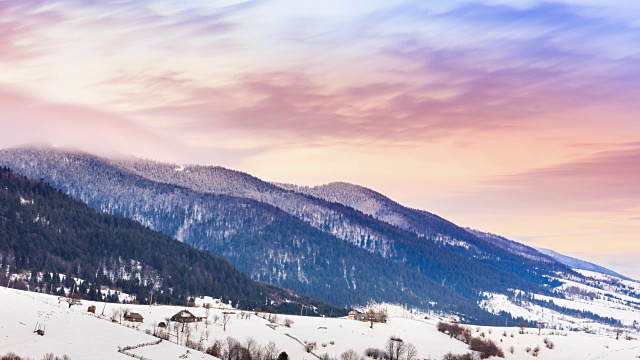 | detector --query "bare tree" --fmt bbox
[386,336,406,360]
[378,309,388,324]
[213,314,220,325]
[109,308,119,323]
[340,349,362,360]
[537,321,545,336]
[117,307,128,324]
[151,320,159,336]
[615,324,624,340]
[264,341,280,360]
[173,322,181,344]
[518,319,527,334]
[405,343,418,360]
[184,323,193,348]
[223,312,232,331]
[245,337,258,357]
[204,303,212,328]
